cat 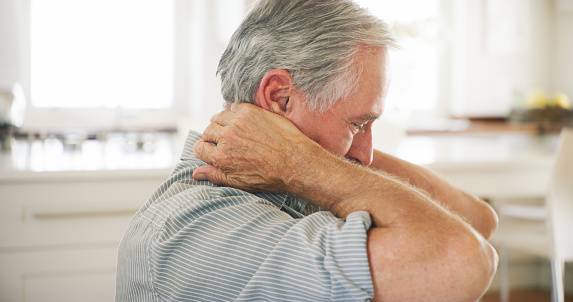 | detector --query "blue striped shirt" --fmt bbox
[116,130,375,301]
